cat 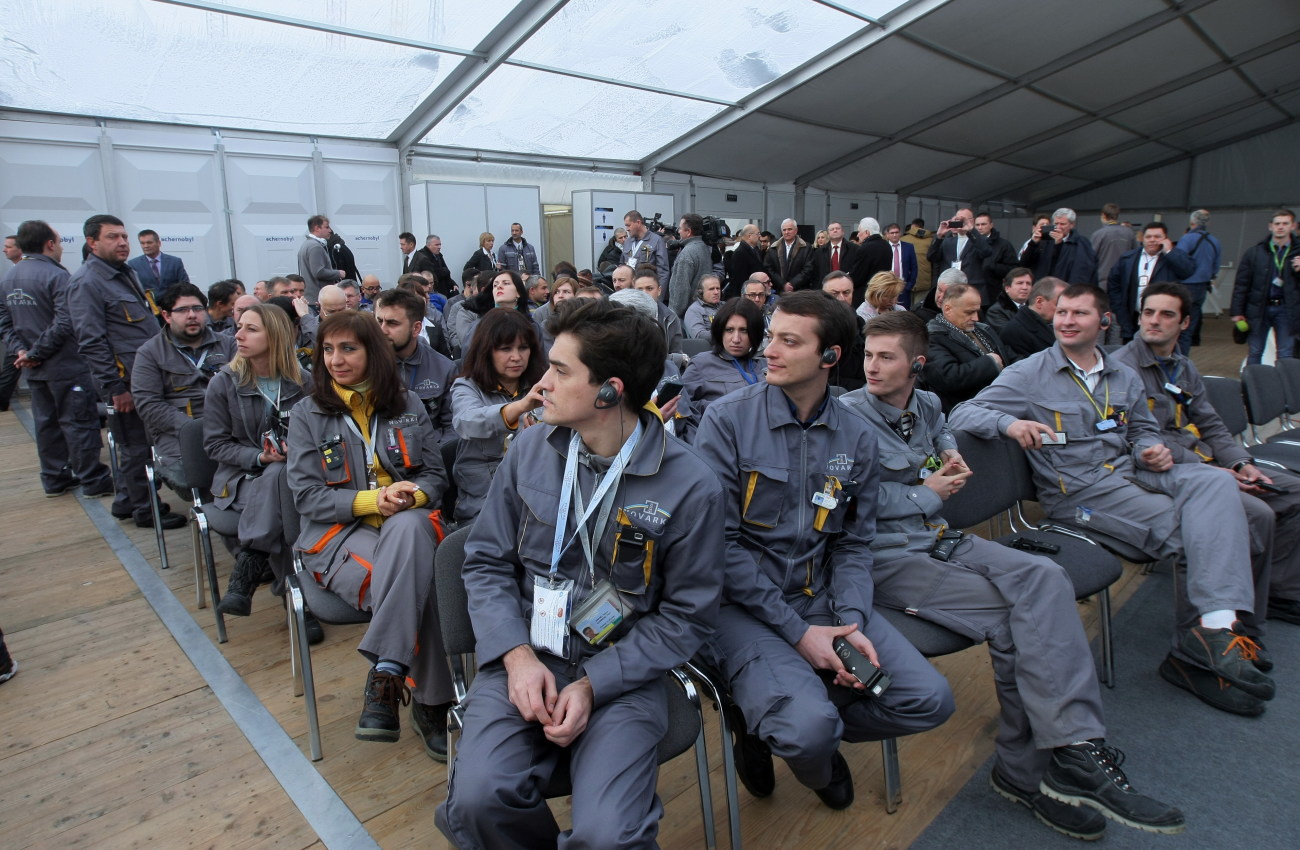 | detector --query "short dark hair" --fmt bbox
[1140,281,1191,319]
[681,213,704,237]
[399,231,415,243]
[710,297,764,358]
[944,282,978,305]
[16,220,56,254]
[633,266,658,284]
[1273,208,1296,222]
[759,230,776,241]
[83,214,124,240]
[1142,222,1168,237]
[1030,276,1067,304]
[137,229,159,240]
[974,211,992,222]
[159,282,207,312]
[307,215,328,231]
[864,310,929,360]
[624,210,645,224]
[208,279,241,306]
[773,290,856,355]
[374,288,426,323]
[911,218,925,228]
[1059,283,1109,314]
[311,311,406,418]
[552,260,578,279]
[462,267,479,284]
[397,273,427,291]
[460,308,547,391]
[1101,203,1121,221]
[545,298,665,412]
[286,273,306,284]
[885,222,901,232]
[1003,266,1033,287]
